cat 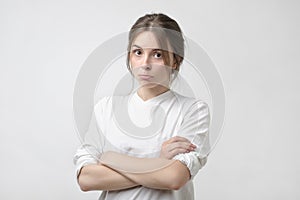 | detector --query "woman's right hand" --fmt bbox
[159,136,196,159]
